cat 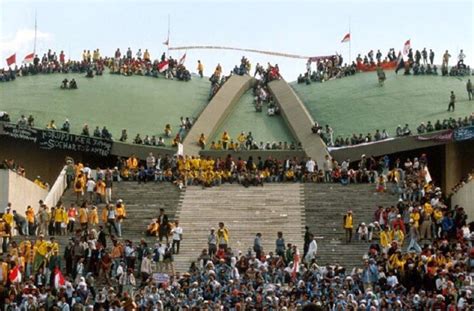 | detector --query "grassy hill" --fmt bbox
[0,73,210,144]
[211,90,295,146]
[292,71,473,138]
